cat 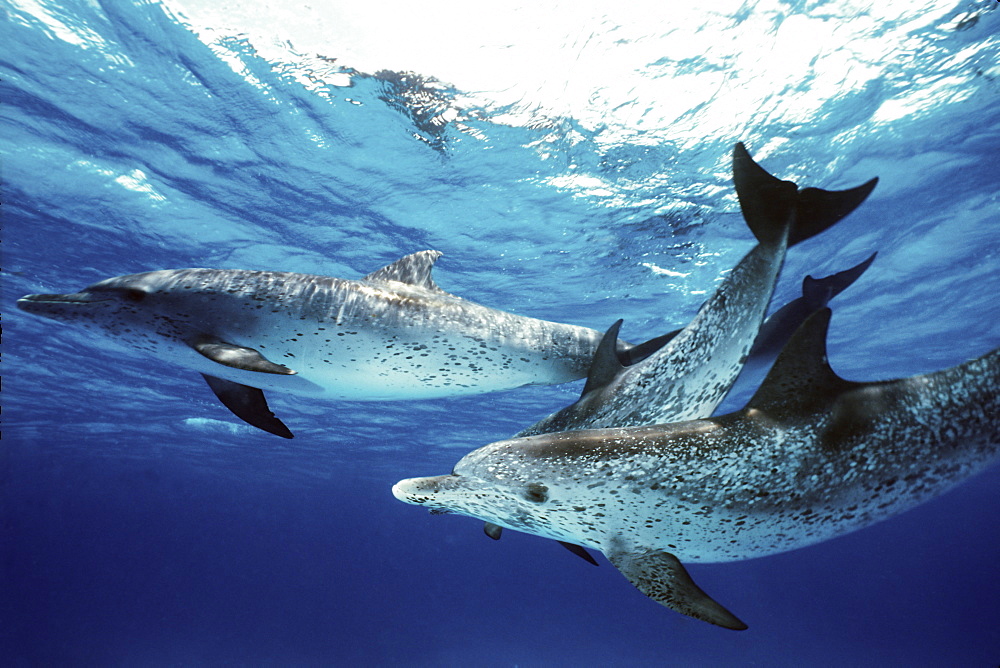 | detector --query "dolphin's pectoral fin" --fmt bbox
[483,522,503,540]
[607,548,747,630]
[192,337,296,375]
[201,374,294,439]
[558,541,599,566]
[582,320,627,396]
[363,250,446,293]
